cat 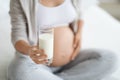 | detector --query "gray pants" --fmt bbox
[7,49,118,80]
